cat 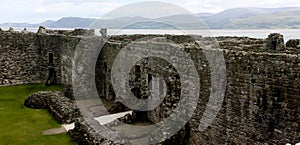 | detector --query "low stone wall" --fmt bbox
[69,113,189,145]
[68,118,117,145]
[24,91,80,124]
